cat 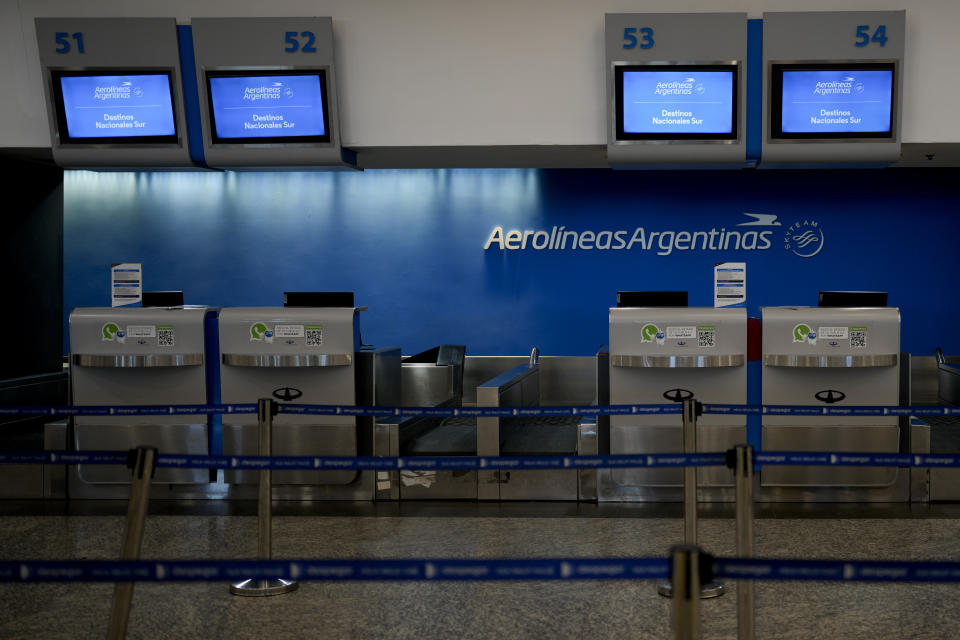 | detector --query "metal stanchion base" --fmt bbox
[230,578,299,597]
[657,580,726,599]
